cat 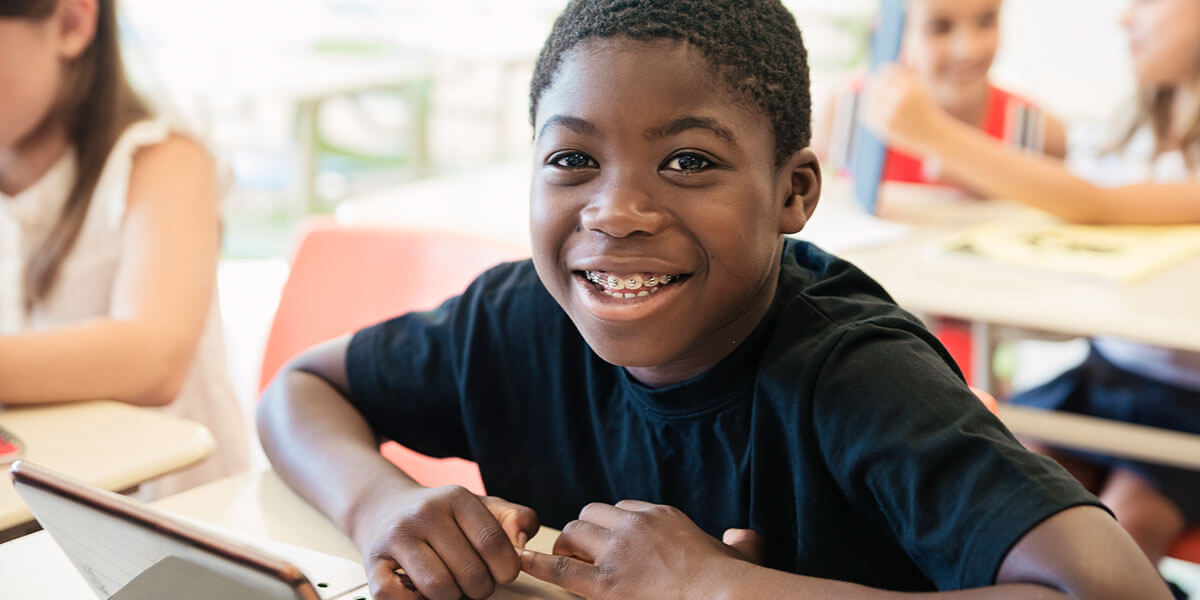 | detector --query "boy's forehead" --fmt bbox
[534,37,766,133]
